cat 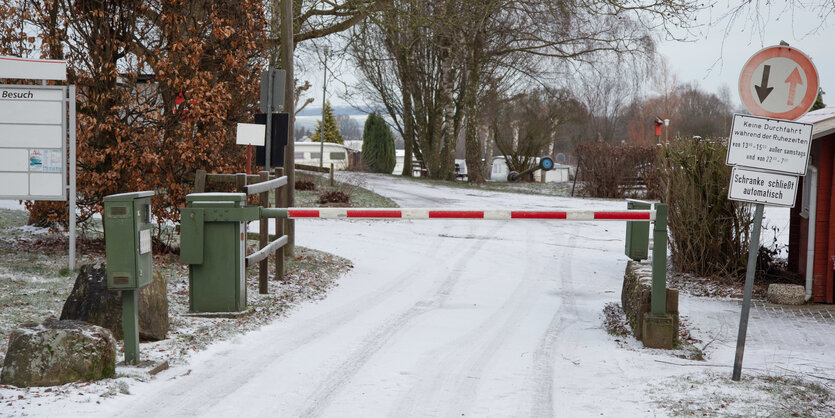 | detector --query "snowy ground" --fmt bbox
[2,174,834,417]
